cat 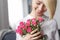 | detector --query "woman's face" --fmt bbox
[32,0,47,16]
